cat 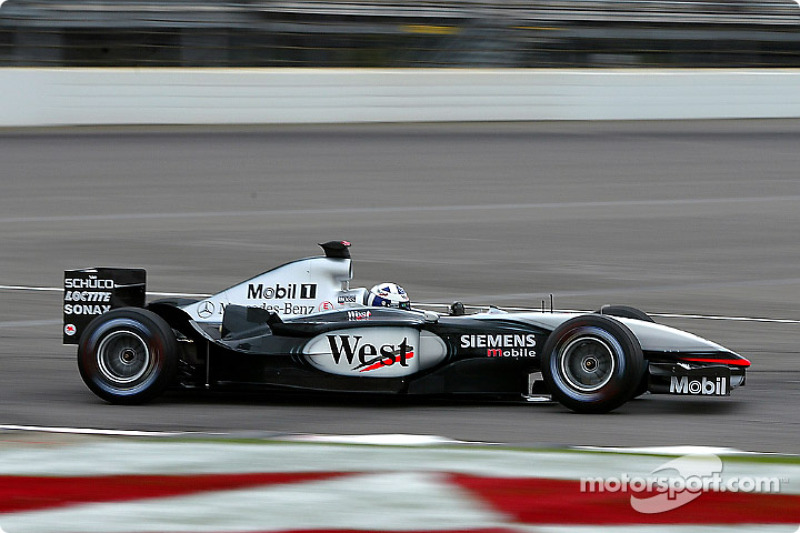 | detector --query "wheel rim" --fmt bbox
[97,330,152,385]
[559,335,616,392]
